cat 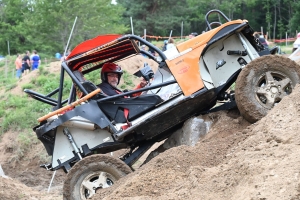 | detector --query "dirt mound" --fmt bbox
[1,56,300,199]
[93,84,300,200]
